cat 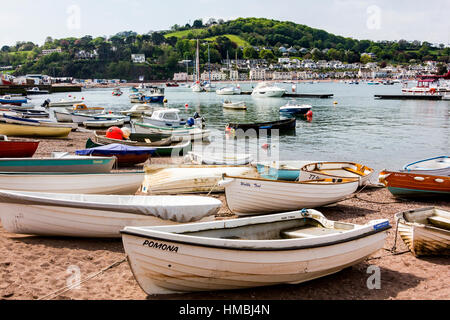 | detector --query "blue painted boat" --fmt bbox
[280,102,312,115]
[255,161,317,181]
[0,95,28,106]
